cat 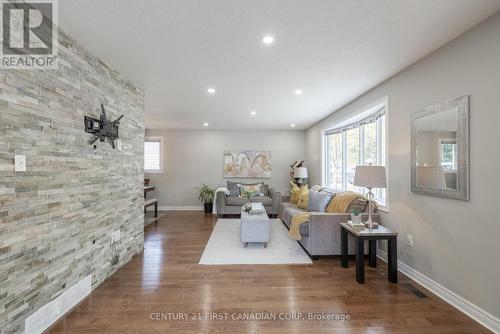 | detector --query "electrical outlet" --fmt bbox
[14,155,26,172]
[116,139,123,151]
[111,230,121,244]
[406,234,414,247]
